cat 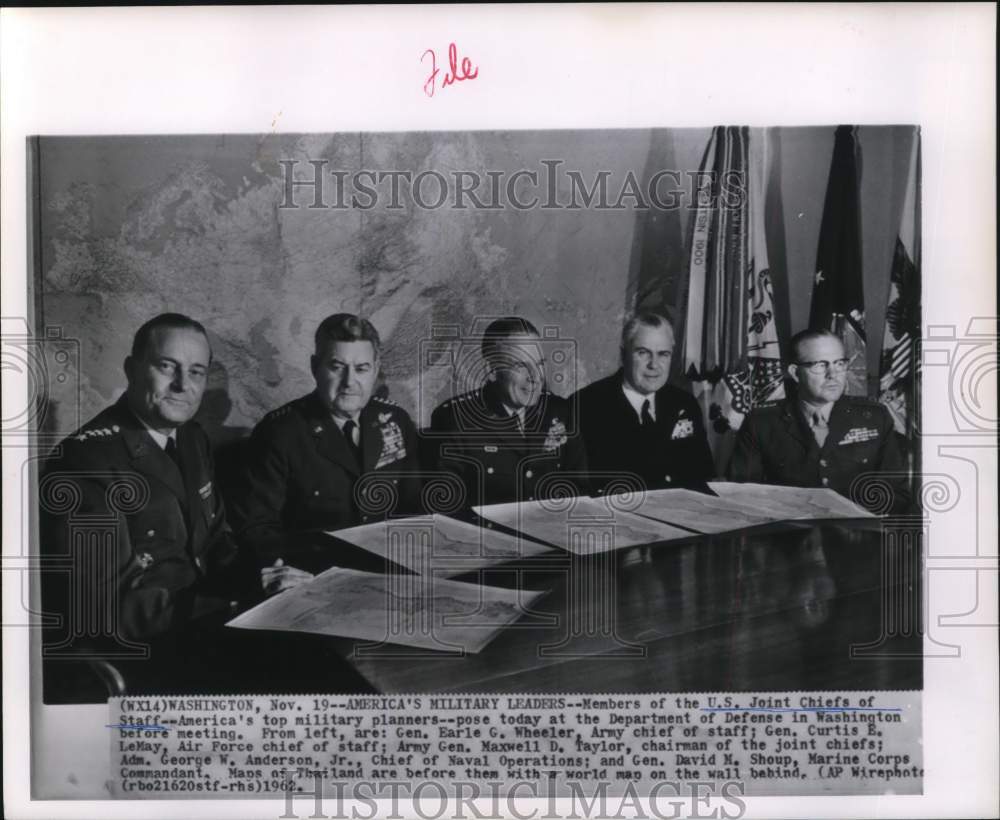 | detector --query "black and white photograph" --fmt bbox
[2,5,996,820]
[31,125,923,701]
